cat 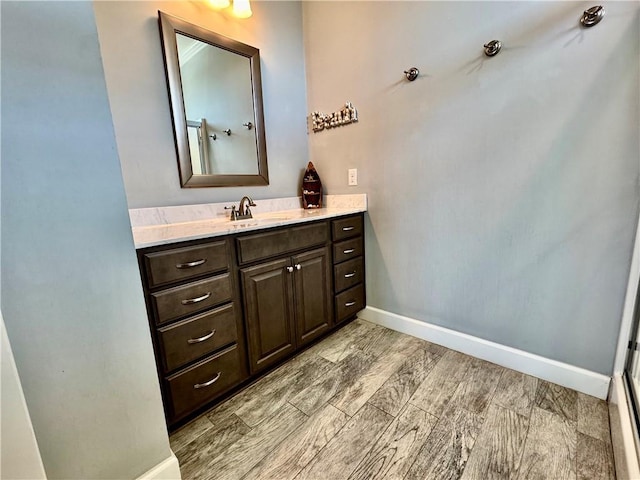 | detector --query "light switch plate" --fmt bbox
[348,168,358,186]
